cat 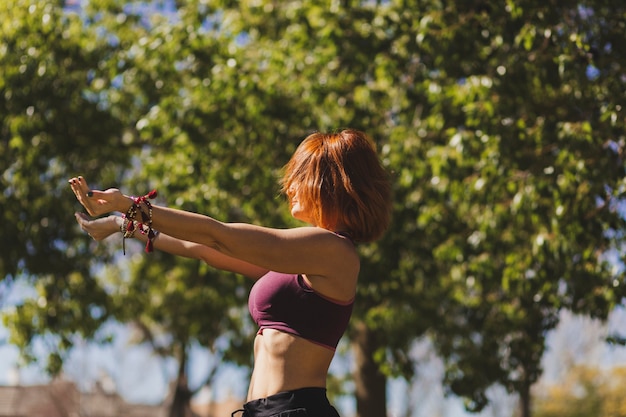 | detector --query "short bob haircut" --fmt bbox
[281,129,392,243]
